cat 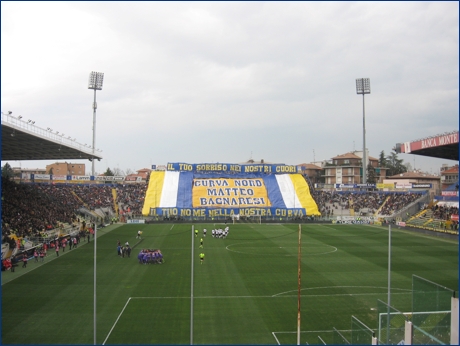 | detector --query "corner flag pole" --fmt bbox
[297,224,301,345]
[191,225,195,345]
[94,223,97,345]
